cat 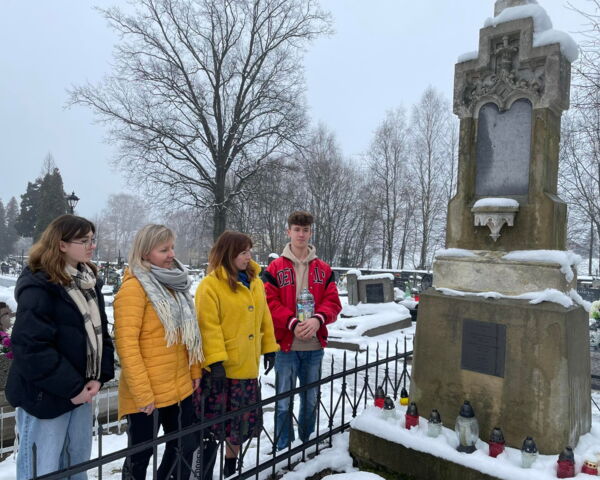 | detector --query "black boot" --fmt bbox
[224,457,237,478]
